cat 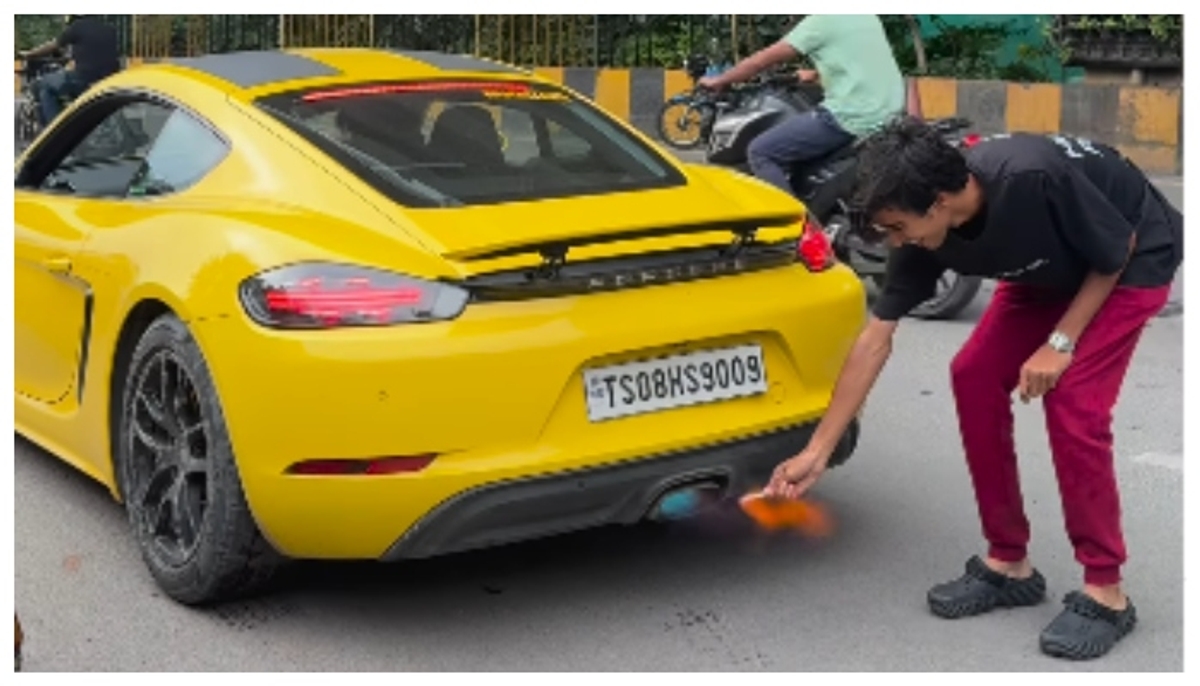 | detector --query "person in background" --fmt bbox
[19,15,121,126]
[698,15,904,193]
